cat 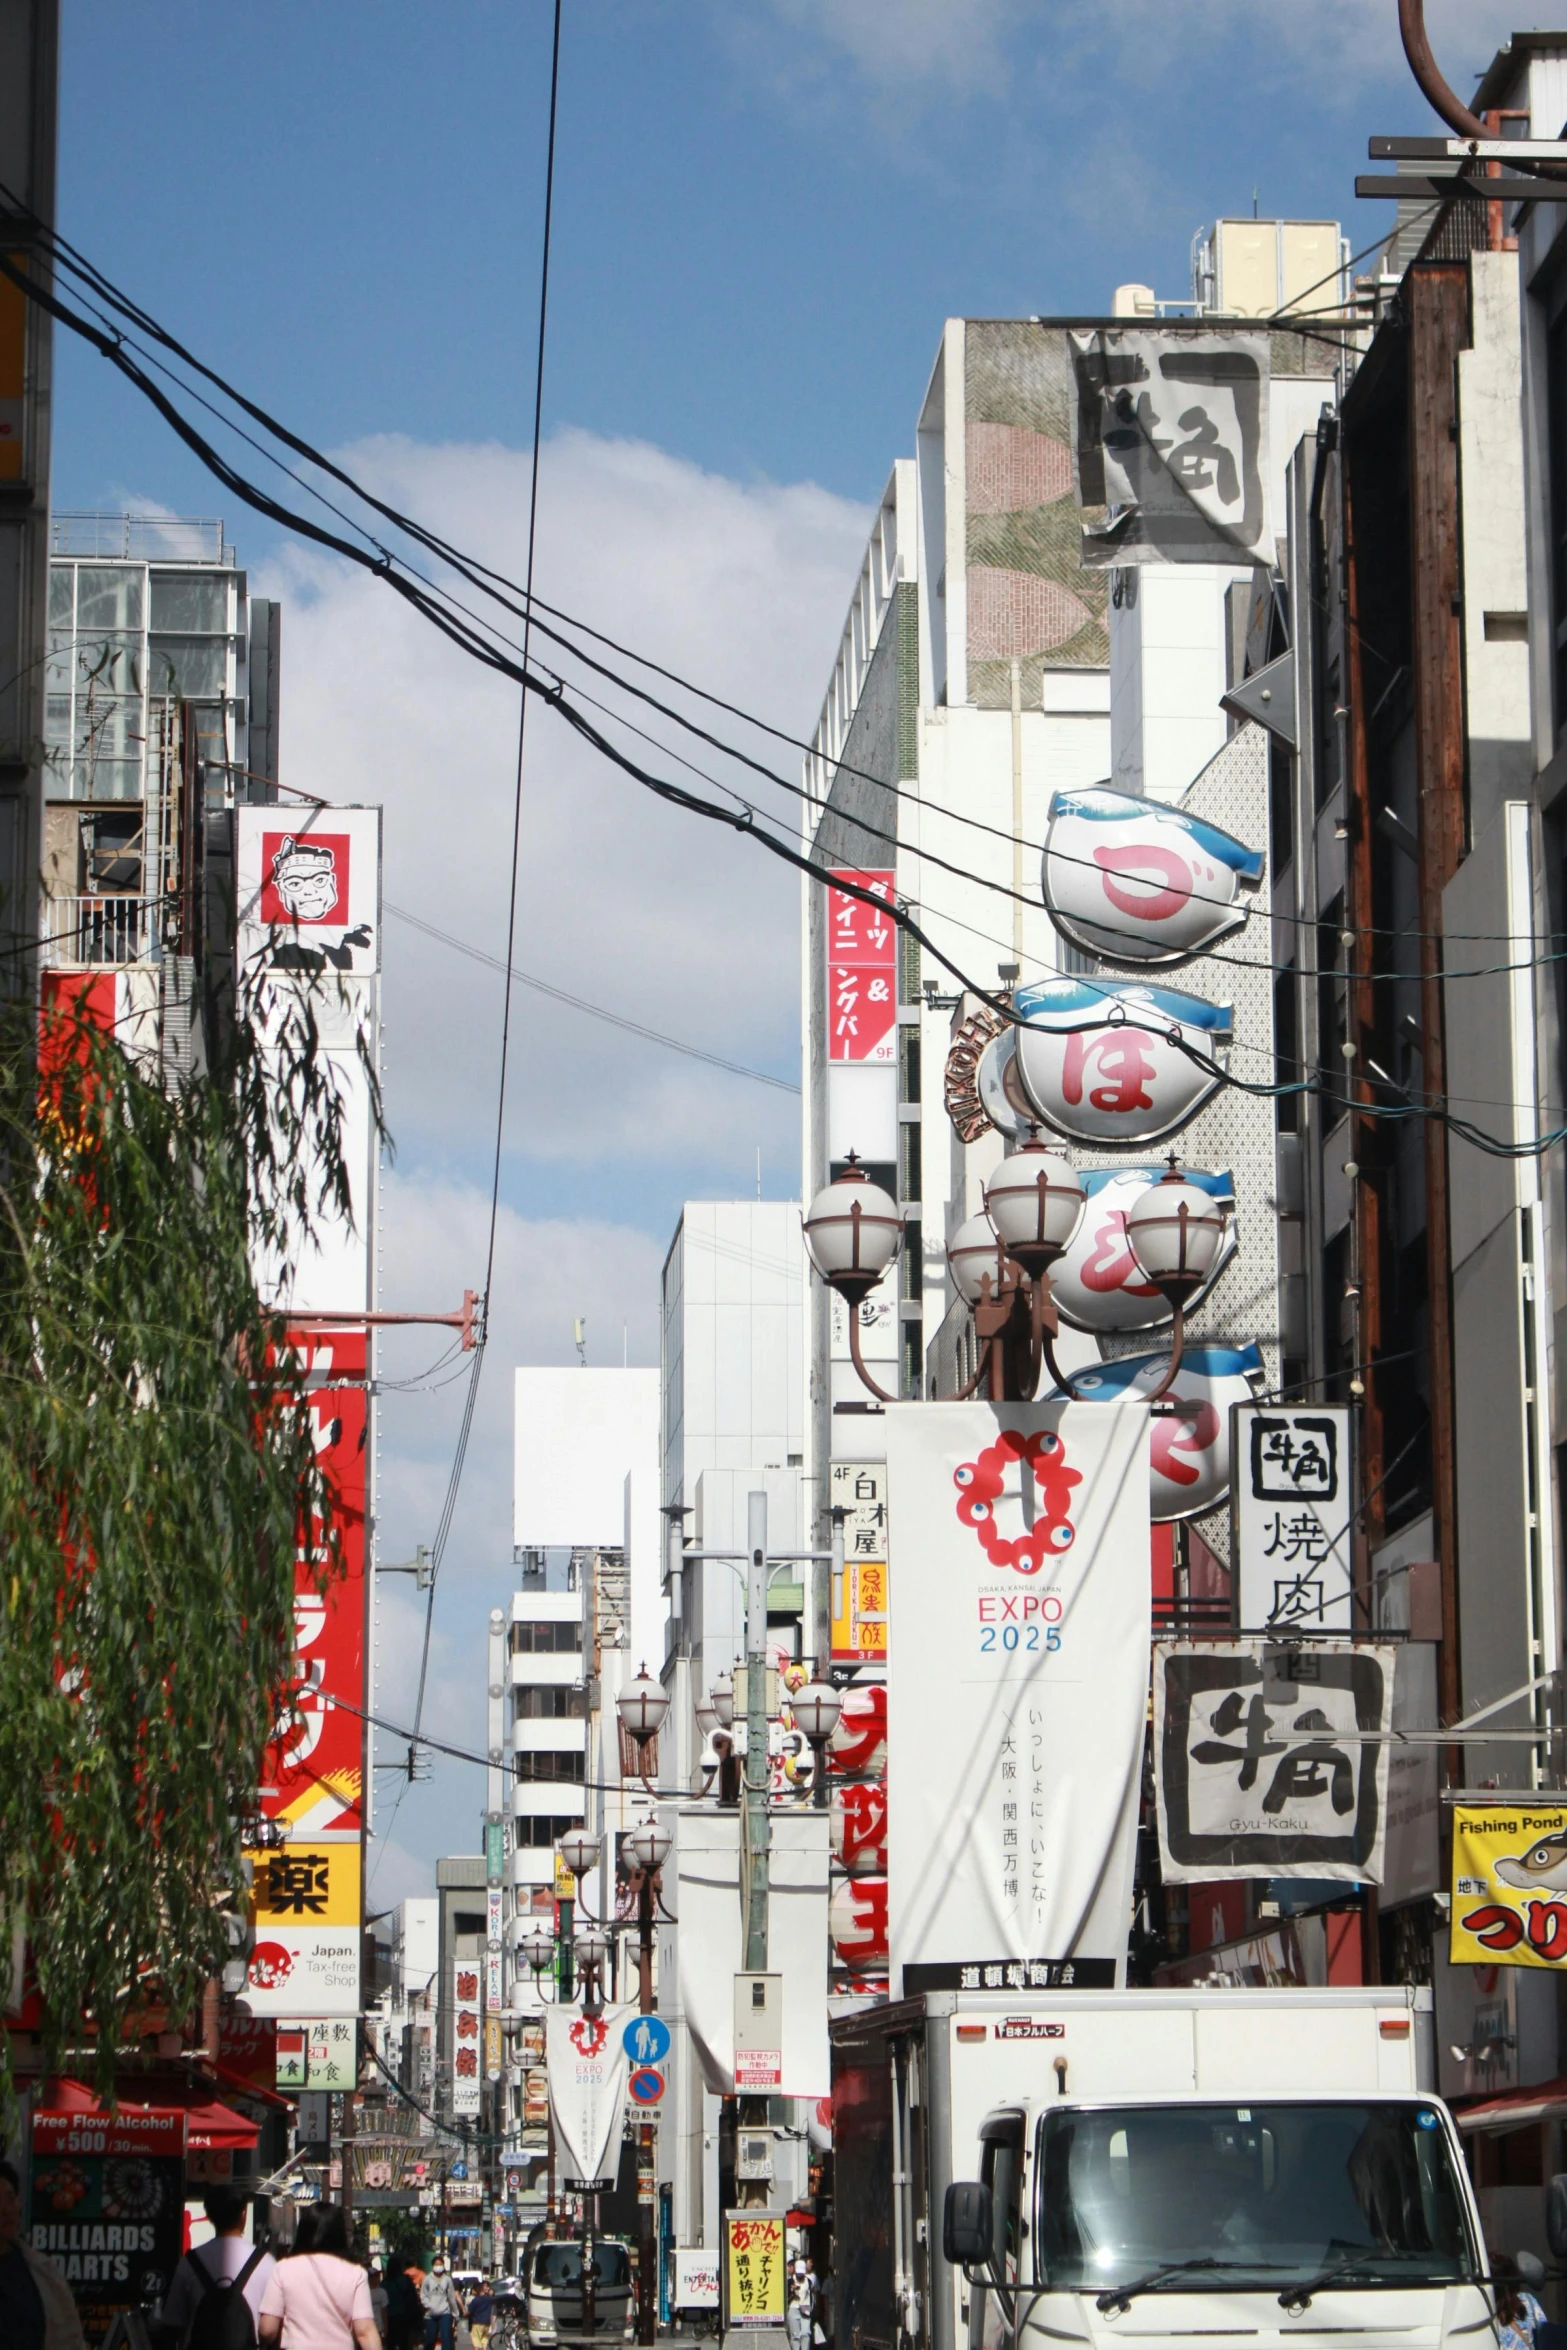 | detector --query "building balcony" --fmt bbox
[42,891,162,969]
